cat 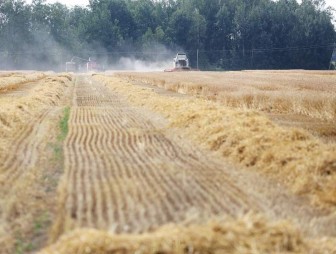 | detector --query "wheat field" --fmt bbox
[119,71,336,141]
[0,71,336,253]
